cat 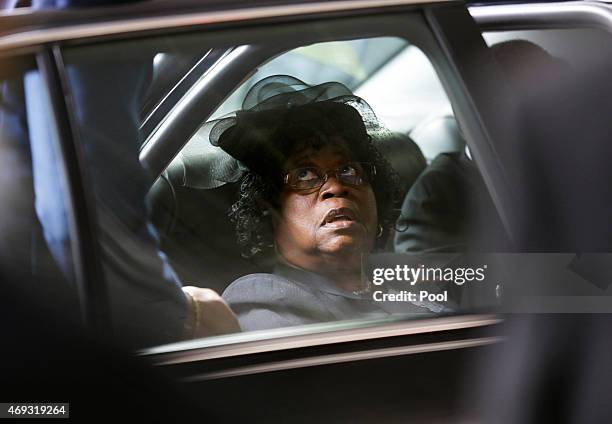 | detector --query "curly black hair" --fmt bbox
[229,134,400,258]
